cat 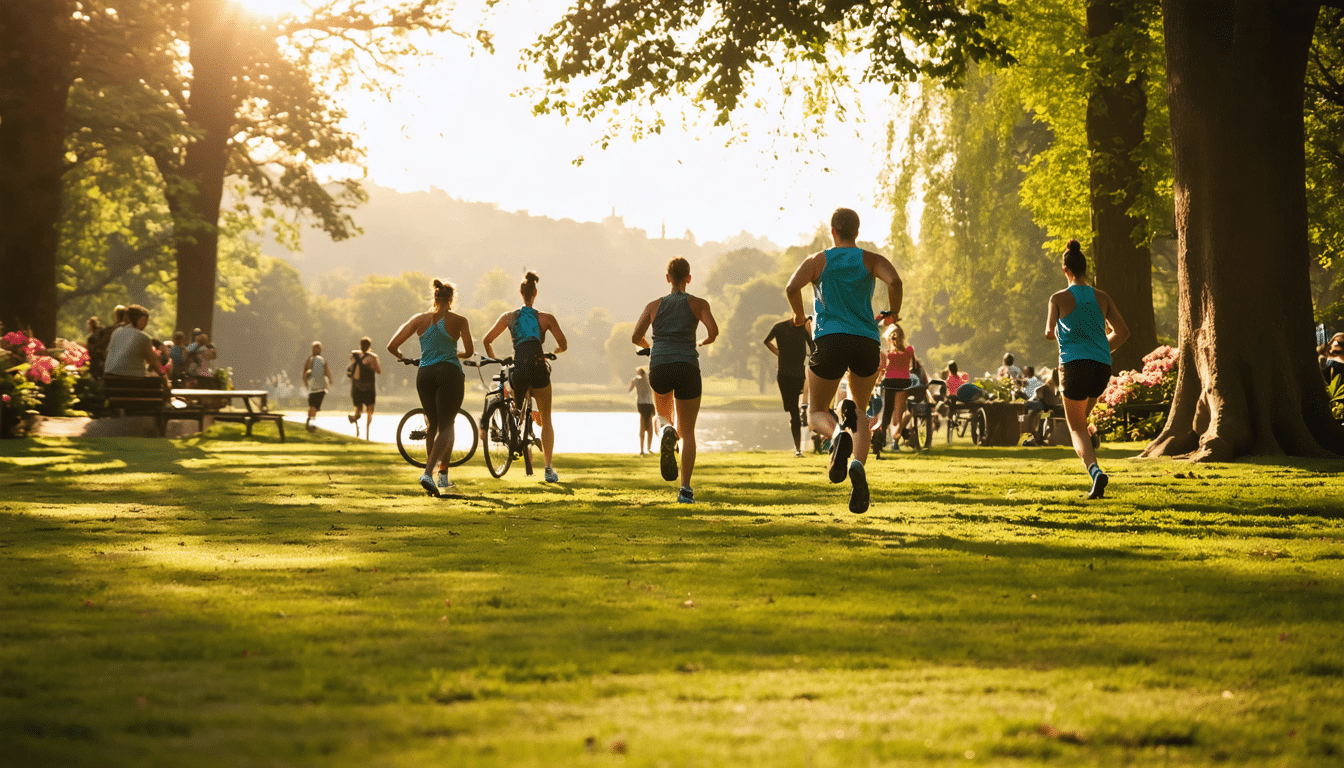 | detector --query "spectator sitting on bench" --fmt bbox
[997,353,1022,382]
[1022,367,1060,443]
[1321,332,1344,383]
[185,333,219,388]
[103,304,164,381]
[942,360,970,390]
